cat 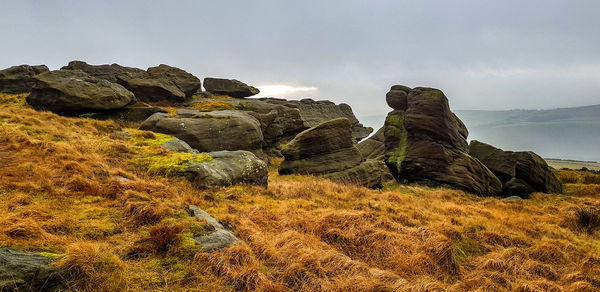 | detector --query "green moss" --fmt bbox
[40,252,64,261]
[126,129,175,147]
[137,152,213,176]
[384,113,408,175]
